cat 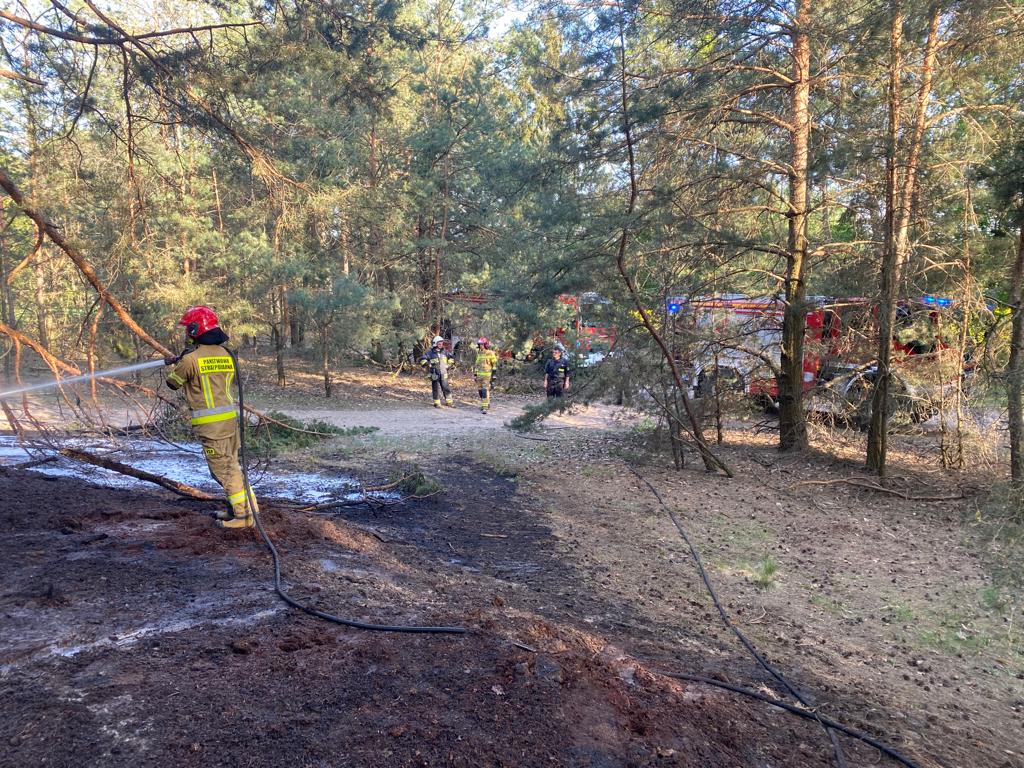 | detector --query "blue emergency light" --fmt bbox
[667,302,681,314]
[921,295,952,307]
